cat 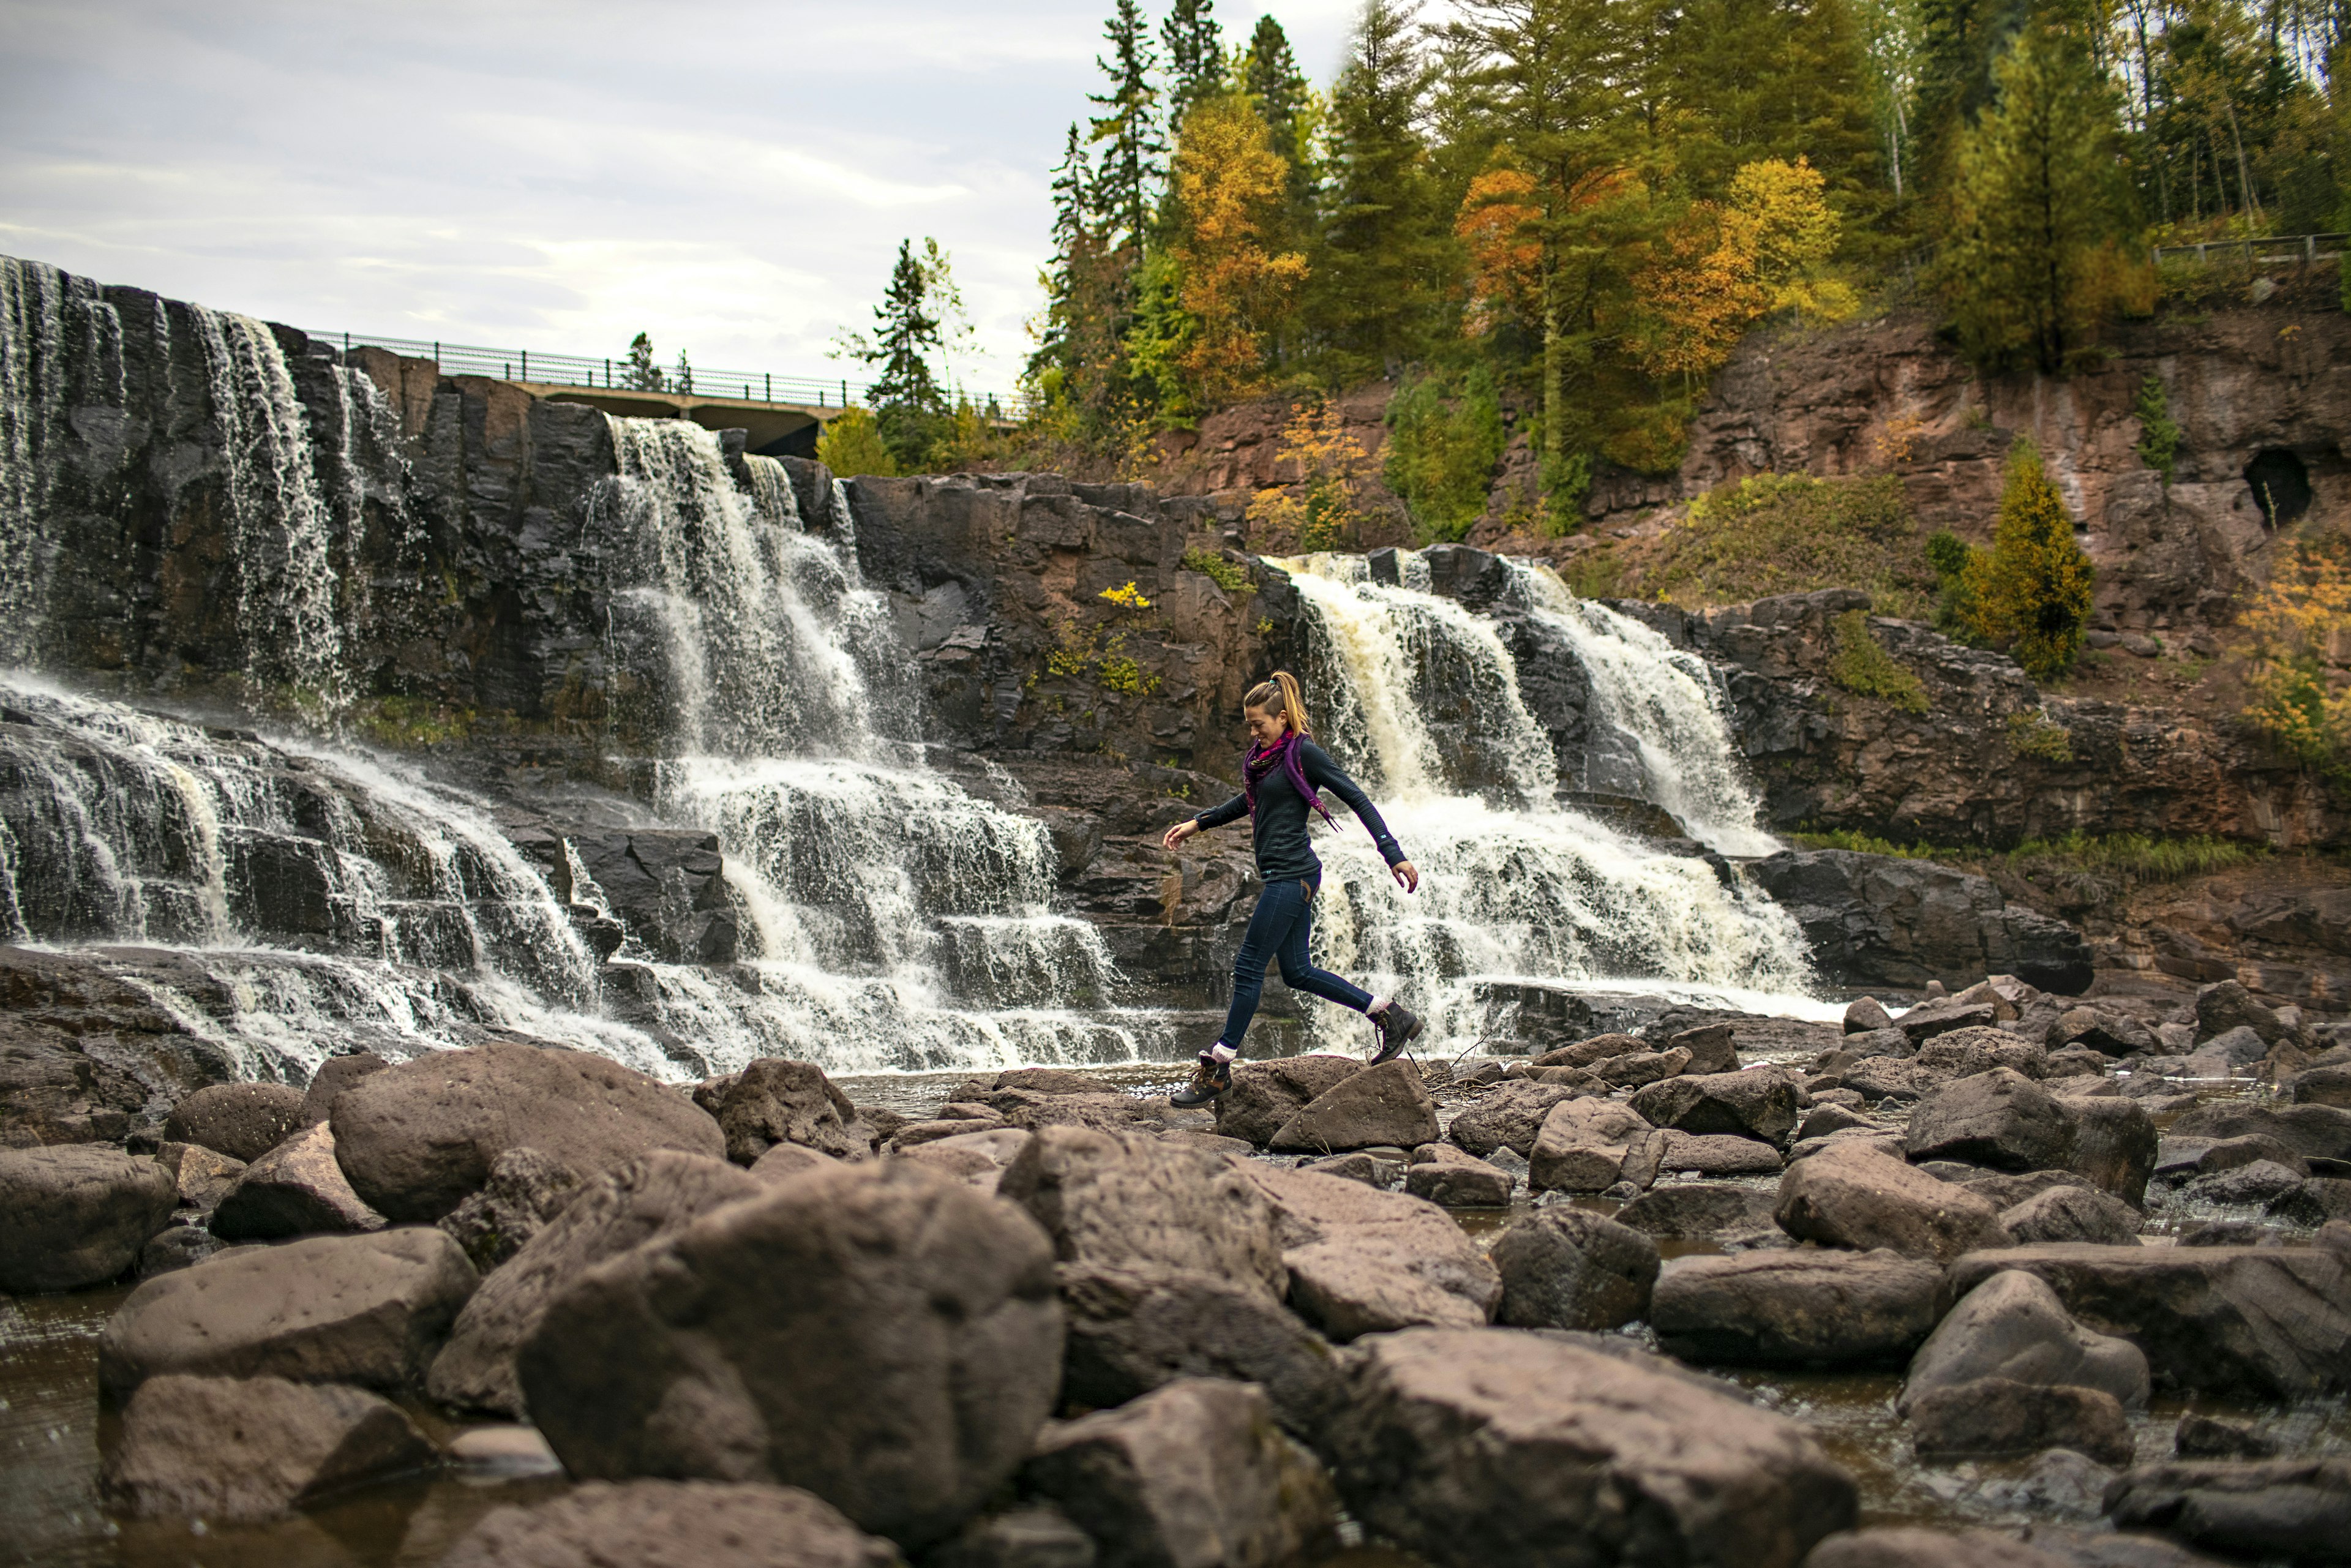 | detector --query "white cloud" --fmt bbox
[0,0,1368,396]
